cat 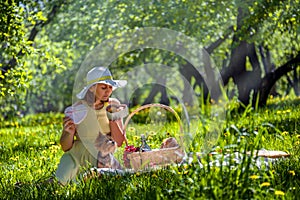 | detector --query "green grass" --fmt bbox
[1,97,300,199]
